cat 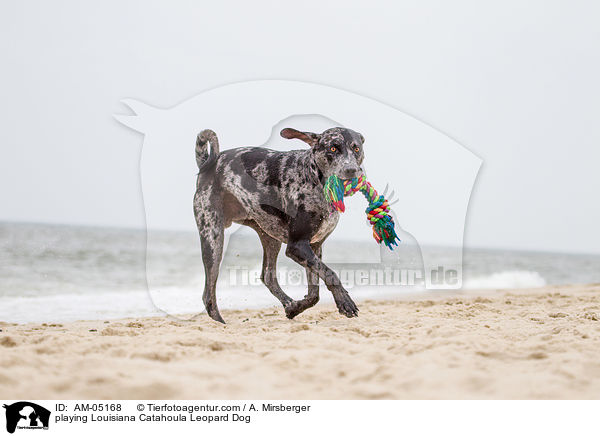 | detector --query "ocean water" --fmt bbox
[1,222,598,324]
